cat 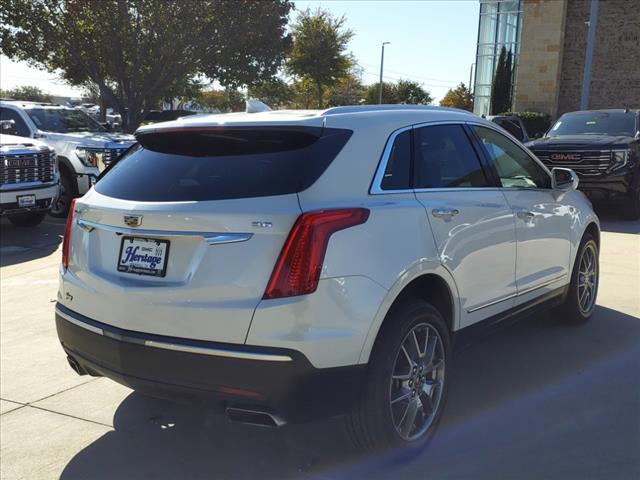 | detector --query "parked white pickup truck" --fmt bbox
[1,121,59,227]
[0,100,135,217]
